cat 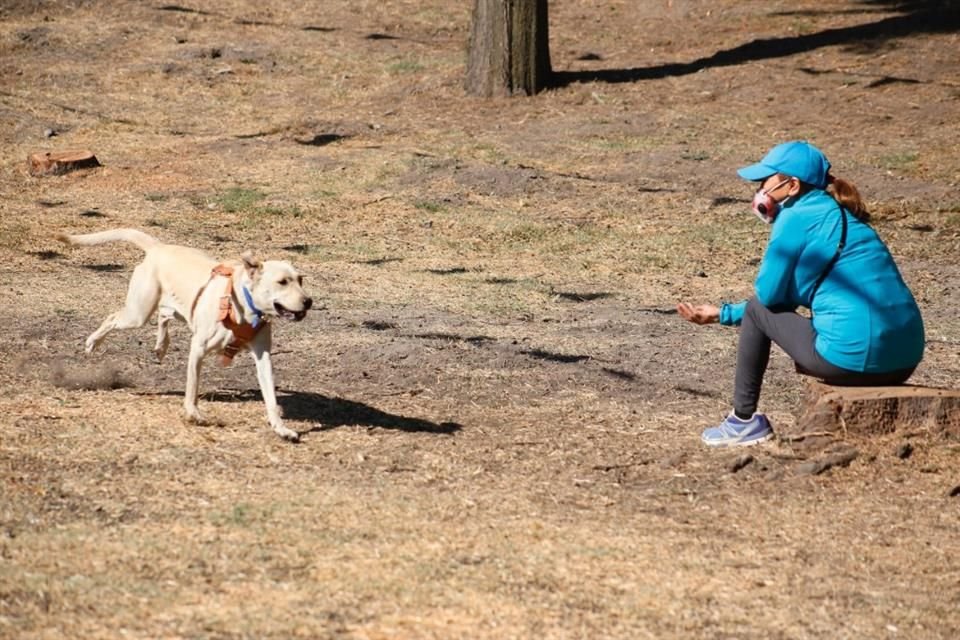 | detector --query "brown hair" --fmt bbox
[826,174,870,221]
